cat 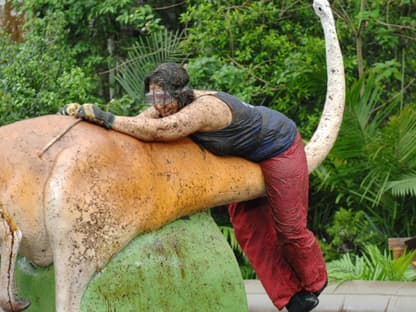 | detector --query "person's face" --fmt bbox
[146,84,179,117]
